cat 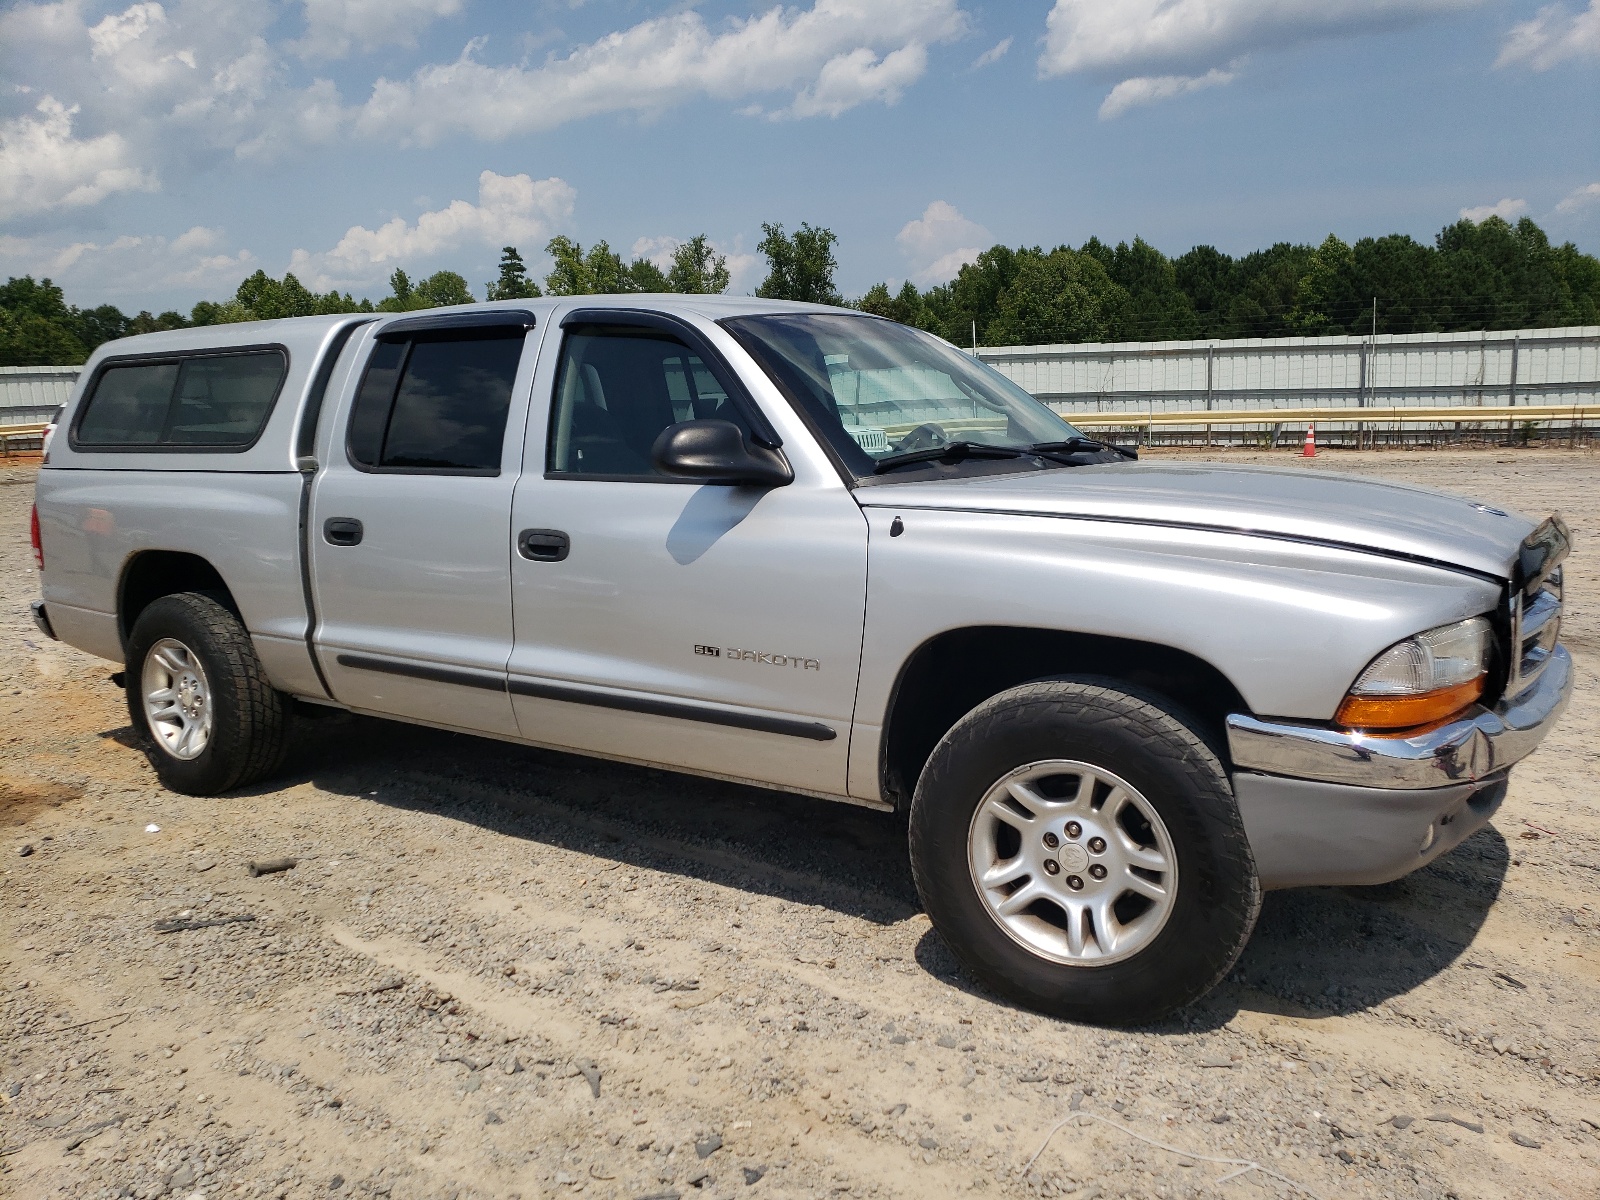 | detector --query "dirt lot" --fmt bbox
[3,447,1598,1200]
